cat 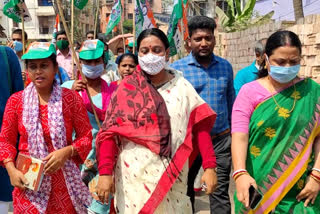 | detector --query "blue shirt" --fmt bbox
[0,46,24,130]
[55,67,70,85]
[170,53,235,135]
[234,61,258,95]
[0,46,24,201]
